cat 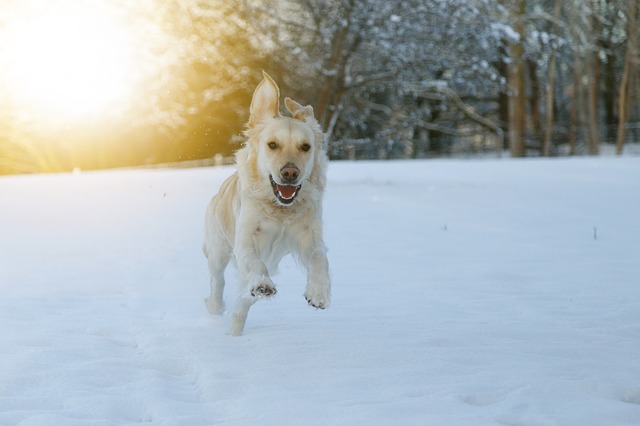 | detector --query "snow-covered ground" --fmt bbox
[1,157,639,425]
